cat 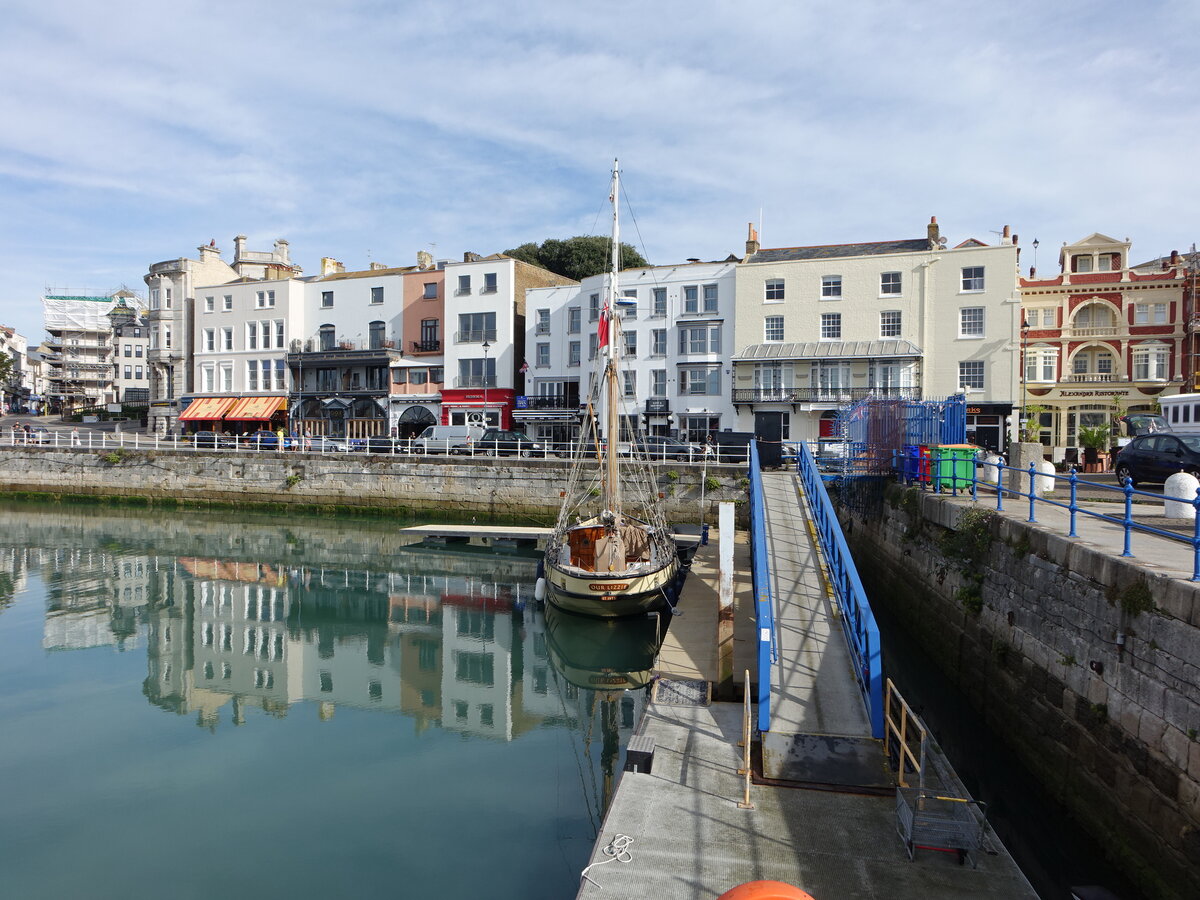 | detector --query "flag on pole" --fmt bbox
[597,305,609,349]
